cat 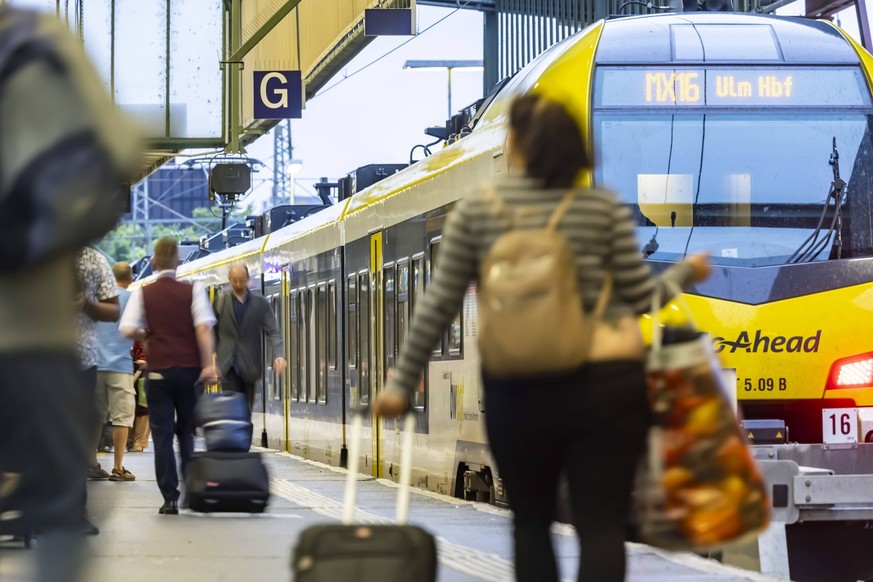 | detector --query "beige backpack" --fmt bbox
[477,188,610,375]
